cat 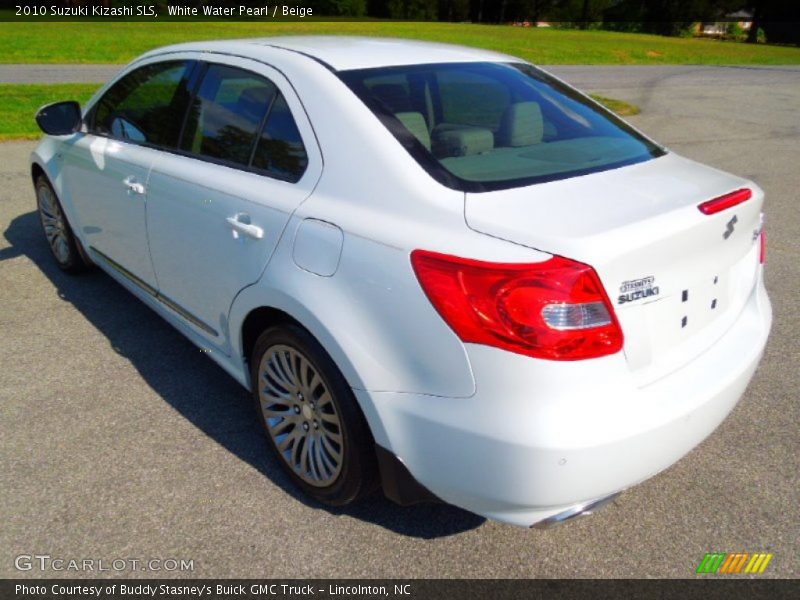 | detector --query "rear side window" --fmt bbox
[252,93,308,183]
[180,64,277,167]
[91,61,192,148]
